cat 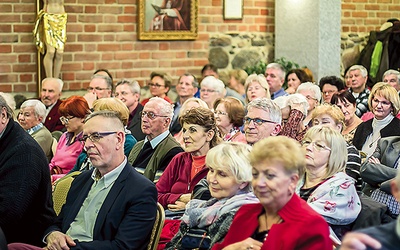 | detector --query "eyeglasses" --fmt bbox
[59,116,75,125]
[305,95,318,101]
[322,90,336,96]
[301,140,331,151]
[244,117,275,126]
[79,132,117,143]
[200,89,217,93]
[140,111,169,120]
[214,110,228,116]
[148,83,165,88]
[87,86,110,91]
